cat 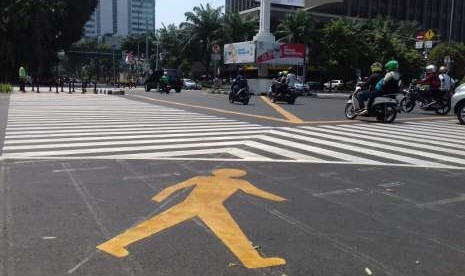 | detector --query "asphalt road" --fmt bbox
[0,89,464,276]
